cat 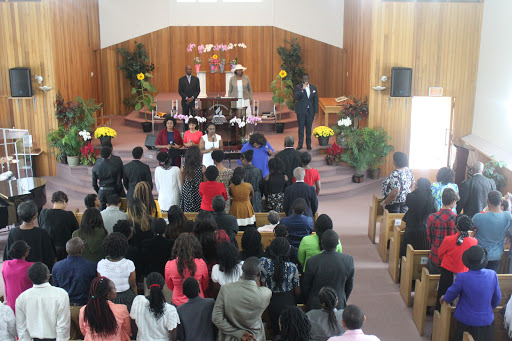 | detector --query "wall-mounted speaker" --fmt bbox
[390,67,412,97]
[9,67,33,97]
